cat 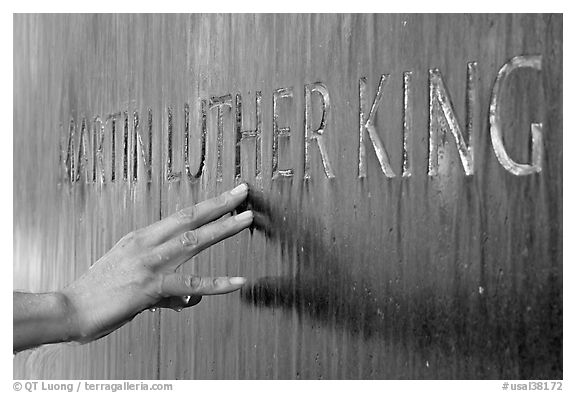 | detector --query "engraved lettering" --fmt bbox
[428,63,477,176]
[489,55,543,175]
[165,107,181,182]
[358,76,396,178]
[59,118,88,184]
[272,87,294,179]
[60,119,76,183]
[92,116,106,183]
[402,72,413,177]
[305,82,335,179]
[235,92,262,181]
[209,95,233,182]
[146,109,153,182]
[122,111,129,181]
[59,117,92,184]
[184,101,207,181]
[131,110,152,183]
[57,58,546,186]
[132,111,139,182]
[105,112,121,183]
[77,117,91,183]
